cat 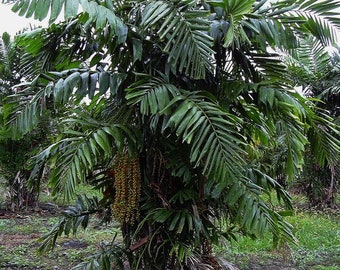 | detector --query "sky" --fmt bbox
[1,2,339,42]
[0,3,48,36]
